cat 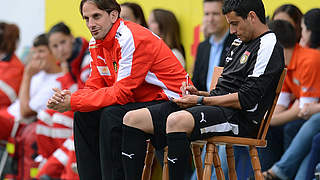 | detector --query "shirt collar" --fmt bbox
[209,30,229,46]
